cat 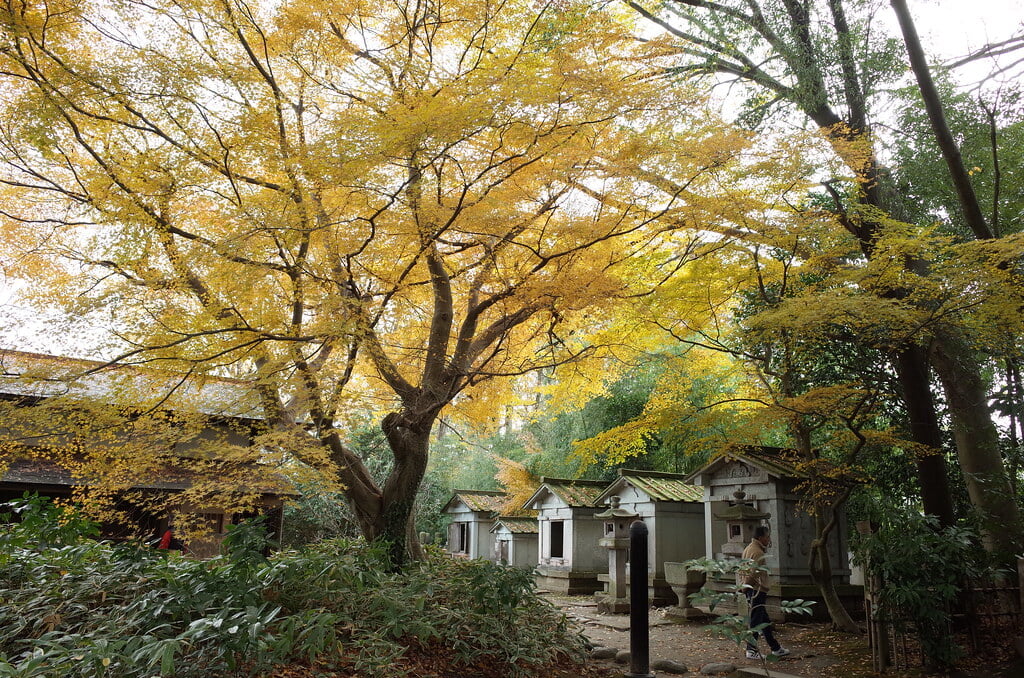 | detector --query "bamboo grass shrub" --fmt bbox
[0,496,586,677]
